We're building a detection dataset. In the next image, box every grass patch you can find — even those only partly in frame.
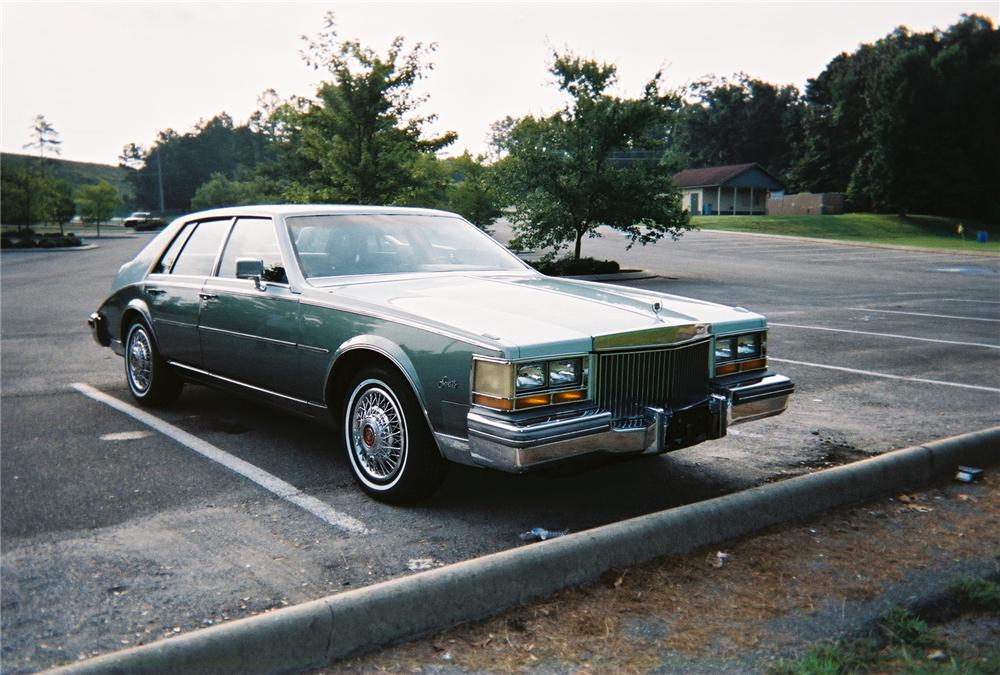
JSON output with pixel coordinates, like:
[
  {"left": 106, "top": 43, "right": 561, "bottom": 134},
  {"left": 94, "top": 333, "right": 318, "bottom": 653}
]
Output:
[
  {"left": 881, "top": 607, "right": 934, "bottom": 647},
  {"left": 949, "top": 577, "right": 1000, "bottom": 612},
  {"left": 772, "top": 639, "right": 881, "bottom": 675},
  {"left": 692, "top": 213, "right": 999, "bottom": 253},
  {"left": 774, "top": 601, "right": 999, "bottom": 675}
]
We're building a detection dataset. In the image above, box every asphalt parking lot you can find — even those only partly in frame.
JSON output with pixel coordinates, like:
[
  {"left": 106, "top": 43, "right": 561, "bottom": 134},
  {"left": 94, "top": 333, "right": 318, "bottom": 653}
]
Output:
[{"left": 2, "top": 227, "right": 998, "bottom": 671}]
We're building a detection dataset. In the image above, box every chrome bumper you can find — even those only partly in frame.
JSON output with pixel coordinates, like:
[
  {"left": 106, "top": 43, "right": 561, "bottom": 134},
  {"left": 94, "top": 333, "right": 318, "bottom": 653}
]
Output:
[
  {"left": 88, "top": 312, "right": 109, "bottom": 347},
  {"left": 462, "top": 373, "right": 793, "bottom": 473}
]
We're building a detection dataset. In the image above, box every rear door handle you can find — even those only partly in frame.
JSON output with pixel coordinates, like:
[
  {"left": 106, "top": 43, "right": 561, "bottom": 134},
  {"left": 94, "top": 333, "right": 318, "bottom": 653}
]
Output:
[{"left": 198, "top": 292, "right": 218, "bottom": 300}]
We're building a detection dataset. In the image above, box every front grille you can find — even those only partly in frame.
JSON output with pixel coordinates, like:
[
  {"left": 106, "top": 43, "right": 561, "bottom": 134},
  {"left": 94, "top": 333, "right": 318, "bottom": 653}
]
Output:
[{"left": 595, "top": 339, "right": 710, "bottom": 428}]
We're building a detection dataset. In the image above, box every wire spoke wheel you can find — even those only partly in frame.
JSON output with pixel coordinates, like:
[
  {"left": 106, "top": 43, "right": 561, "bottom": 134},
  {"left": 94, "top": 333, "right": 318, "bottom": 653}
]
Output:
[
  {"left": 123, "top": 319, "right": 182, "bottom": 406},
  {"left": 342, "top": 367, "right": 447, "bottom": 503},
  {"left": 350, "top": 384, "right": 407, "bottom": 483},
  {"left": 127, "top": 326, "right": 153, "bottom": 393}
]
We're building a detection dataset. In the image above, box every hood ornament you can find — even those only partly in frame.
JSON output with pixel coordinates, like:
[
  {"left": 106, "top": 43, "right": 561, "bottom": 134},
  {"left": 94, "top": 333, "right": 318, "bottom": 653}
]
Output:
[{"left": 652, "top": 301, "right": 663, "bottom": 321}]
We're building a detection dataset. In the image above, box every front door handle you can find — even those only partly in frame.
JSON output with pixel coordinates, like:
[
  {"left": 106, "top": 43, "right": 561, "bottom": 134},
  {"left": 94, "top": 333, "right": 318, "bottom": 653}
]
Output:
[
  {"left": 147, "top": 288, "right": 166, "bottom": 296},
  {"left": 198, "top": 292, "right": 218, "bottom": 300}
]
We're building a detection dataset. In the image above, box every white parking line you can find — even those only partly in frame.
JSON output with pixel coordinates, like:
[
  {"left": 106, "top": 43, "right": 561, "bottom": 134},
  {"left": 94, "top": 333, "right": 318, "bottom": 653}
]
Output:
[
  {"left": 847, "top": 308, "right": 1000, "bottom": 323},
  {"left": 769, "top": 358, "right": 1000, "bottom": 393},
  {"left": 70, "top": 382, "right": 369, "bottom": 536},
  {"left": 942, "top": 298, "right": 1000, "bottom": 305},
  {"left": 769, "top": 323, "right": 1000, "bottom": 350}
]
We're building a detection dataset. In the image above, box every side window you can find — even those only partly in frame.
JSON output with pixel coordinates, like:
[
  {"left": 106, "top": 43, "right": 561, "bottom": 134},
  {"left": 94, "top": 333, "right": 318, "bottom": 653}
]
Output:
[
  {"left": 153, "top": 223, "right": 194, "bottom": 274},
  {"left": 218, "top": 218, "right": 287, "bottom": 283},
  {"left": 170, "top": 219, "right": 231, "bottom": 277}
]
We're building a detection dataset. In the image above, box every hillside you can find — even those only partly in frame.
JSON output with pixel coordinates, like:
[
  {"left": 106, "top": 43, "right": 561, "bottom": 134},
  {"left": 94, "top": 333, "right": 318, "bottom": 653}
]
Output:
[{"left": 1, "top": 152, "right": 135, "bottom": 209}]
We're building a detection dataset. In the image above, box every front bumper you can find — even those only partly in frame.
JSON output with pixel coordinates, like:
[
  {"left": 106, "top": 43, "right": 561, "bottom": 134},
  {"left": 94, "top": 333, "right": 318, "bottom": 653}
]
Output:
[
  {"left": 88, "top": 312, "right": 110, "bottom": 347},
  {"left": 465, "top": 373, "right": 793, "bottom": 473}
]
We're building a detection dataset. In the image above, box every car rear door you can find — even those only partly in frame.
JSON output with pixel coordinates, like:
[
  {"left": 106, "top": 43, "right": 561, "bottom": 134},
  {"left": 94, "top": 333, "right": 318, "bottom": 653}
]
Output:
[{"left": 144, "top": 218, "right": 232, "bottom": 366}]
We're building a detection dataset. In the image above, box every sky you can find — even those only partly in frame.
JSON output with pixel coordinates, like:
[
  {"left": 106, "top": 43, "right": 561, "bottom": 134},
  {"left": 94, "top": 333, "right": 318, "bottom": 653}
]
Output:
[{"left": 2, "top": 1, "right": 997, "bottom": 166}]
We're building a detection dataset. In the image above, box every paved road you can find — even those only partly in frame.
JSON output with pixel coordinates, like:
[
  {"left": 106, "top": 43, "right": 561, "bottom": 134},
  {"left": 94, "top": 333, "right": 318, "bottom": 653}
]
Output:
[{"left": 2, "top": 228, "right": 998, "bottom": 671}]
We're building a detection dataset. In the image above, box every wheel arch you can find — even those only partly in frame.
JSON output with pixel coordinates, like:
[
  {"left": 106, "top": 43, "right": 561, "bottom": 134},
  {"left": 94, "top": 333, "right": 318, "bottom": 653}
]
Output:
[
  {"left": 323, "top": 337, "right": 438, "bottom": 449},
  {"left": 120, "top": 298, "right": 155, "bottom": 344}
]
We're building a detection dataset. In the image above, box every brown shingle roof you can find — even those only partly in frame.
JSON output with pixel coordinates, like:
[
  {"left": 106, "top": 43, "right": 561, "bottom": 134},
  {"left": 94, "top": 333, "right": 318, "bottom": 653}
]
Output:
[{"left": 671, "top": 163, "right": 766, "bottom": 188}]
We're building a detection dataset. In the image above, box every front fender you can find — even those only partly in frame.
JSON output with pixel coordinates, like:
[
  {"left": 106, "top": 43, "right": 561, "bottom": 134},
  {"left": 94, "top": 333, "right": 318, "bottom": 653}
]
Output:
[{"left": 327, "top": 334, "right": 429, "bottom": 420}]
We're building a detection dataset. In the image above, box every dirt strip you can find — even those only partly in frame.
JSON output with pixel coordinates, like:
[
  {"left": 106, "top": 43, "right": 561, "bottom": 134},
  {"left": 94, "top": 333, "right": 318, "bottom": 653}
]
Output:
[{"left": 333, "top": 471, "right": 999, "bottom": 672}]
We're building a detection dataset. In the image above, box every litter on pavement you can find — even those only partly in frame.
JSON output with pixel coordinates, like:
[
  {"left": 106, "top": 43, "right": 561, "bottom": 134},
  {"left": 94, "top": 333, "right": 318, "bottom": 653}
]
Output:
[
  {"left": 955, "top": 465, "right": 984, "bottom": 483},
  {"left": 519, "top": 527, "right": 570, "bottom": 542}
]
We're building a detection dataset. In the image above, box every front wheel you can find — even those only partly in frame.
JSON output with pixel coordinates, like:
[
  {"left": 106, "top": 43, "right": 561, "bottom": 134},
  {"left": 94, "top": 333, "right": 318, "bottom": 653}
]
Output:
[
  {"left": 124, "top": 320, "right": 183, "bottom": 406},
  {"left": 343, "top": 367, "right": 447, "bottom": 503}
]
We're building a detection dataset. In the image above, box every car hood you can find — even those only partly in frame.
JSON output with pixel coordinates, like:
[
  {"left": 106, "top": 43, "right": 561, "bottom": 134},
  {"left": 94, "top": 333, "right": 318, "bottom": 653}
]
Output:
[{"left": 309, "top": 273, "right": 764, "bottom": 359}]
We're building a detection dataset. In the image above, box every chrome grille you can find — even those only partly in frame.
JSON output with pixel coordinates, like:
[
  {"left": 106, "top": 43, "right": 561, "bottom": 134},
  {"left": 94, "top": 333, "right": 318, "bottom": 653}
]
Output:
[{"left": 595, "top": 340, "right": 711, "bottom": 428}]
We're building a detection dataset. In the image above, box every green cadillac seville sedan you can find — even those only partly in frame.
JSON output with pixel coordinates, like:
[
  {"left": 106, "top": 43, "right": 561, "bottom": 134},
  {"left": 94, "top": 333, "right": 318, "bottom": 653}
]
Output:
[{"left": 89, "top": 205, "right": 794, "bottom": 502}]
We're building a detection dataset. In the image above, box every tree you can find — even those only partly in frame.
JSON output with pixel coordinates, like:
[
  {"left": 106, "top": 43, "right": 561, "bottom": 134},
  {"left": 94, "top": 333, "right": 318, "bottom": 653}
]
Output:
[
  {"left": 43, "top": 179, "right": 76, "bottom": 234},
  {"left": 797, "top": 14, "right": 998, "bottom": 220},
  {"left": 440, "top": 152, "right": 502, "bottom": 231},
  {"left": 23, "top": 114, "right": 62, "bottom": 161},
  {"left": 0, "top": 162, "right": 39, "bottom": 230},
  {"left": 673, "top": 75, "right": 803, "bottom": 188},
  {"left": 191, "top": 172, "right": 258, "bottom": 210},
  {"left": 493, "top": 52, "right": 690, "bottom": 260},
  {"left": 291, "top": 12, "right": 457, "bottom": 204},
  {"left": 76, "top": 181, "right": 120, "bottom": 237}
]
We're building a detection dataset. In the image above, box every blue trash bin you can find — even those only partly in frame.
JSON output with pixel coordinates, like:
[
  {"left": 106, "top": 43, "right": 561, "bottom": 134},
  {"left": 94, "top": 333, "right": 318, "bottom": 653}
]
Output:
[{"left": 977, "top": 231, "right": 988, "bottom": 244}]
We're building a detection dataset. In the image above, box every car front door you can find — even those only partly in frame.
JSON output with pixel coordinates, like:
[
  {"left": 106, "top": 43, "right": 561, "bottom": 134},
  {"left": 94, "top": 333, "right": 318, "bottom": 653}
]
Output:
[
  {"left": 144, "top": 218, "right": 232, "bottom": 366},
  {"left": 197, "top": 217, "right": 302, "bottom": 397}
]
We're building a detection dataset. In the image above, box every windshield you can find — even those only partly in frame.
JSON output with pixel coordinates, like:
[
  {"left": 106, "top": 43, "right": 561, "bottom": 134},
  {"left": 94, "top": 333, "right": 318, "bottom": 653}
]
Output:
[{"left": 286, "top": 213, "right": 527, "bottom": 279}]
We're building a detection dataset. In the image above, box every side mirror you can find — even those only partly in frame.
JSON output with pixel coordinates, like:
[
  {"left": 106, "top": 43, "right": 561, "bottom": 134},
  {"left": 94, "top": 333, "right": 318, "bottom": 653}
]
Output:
[{"left": 235, "top": 258, "right": 265, "bottom": 290}]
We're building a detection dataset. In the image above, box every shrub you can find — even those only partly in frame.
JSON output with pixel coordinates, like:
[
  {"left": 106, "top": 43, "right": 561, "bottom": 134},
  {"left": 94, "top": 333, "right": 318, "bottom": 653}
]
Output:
[{"left": 529, "top": 256, "right": 621, "bottom": 276}]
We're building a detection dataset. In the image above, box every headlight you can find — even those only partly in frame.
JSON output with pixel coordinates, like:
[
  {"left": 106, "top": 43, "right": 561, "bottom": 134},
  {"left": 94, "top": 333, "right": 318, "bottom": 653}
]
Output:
[
  {"left": 714, "top": 331, "right": 767, "bottom": 375},
  {"left": 548, "top": 359, "right": 581, "bottom": 387},
  {"left": 737, "top": 334, "right": 759, "bottom": 357},
  {"left": 473, "top": 356, "right": 589, "bottom": 411},
  {"left": 715, "top": 336, "right": 736, "bottom": 361},
  {"left": 516, "top": 363, "right": 546, "bottom": 390}
]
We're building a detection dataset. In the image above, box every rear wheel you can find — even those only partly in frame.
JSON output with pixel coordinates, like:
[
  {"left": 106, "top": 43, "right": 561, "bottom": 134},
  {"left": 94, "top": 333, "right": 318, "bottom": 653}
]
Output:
[
  {"left": 124, "top": 320, "right": 183, "bottom": 406},
  {"left": 343, "top": 366, "right": 447, "bottom": 503}
]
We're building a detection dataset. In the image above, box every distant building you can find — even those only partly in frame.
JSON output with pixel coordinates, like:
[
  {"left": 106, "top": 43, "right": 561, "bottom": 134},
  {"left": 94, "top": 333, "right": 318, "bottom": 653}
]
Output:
[{"left": 672, "top": 163, "right": 783, "bottom": 215}]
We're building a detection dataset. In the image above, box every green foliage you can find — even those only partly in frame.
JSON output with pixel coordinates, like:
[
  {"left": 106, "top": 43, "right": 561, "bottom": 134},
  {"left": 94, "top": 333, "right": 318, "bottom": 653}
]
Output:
[
  {"left": 493, "top": 51, "right": 690, "bottom": 260},
  {"left": 0, "top": 161, "right": 40, "bottom": 228},
  {"left": 129, "top": 113, "right": 273, "bottom": 212},
  {"left": 799, "top": 15, "right": 999, "bottom": 220},
  {"left": 2, "top": 152, "right": 134, "bottom": 208},
  {"left": 528, "top": 256, "right": 620, "bottom": 276},
  {"left": 23, "top": 114, "right": 62, "bottom": 159},
  {"left": 43, "top": 178, "right": 76, "bottom": 234},
  {"left": 0, "top": 233, "right": 82, "bottom": 249},
  {"left": 674, "top": 74, "right": 803, "bottom": 189},
  {"left": 439, "top": 152, "right": 502, "bottom": 231},
  {"left": 291, "top": 12, "right": 457, "bottom": 205},
  {"left": 949, "top": 576, "right": 1000, "bottom": 611},
  {"left": 881, "top": 606, "right": 933, "bottom": 647},
  {"left": 0, "top": 157, "right": 75, "bottom": 230},
  {"left": 190, "top": 172, "right": 260, "bottom": 210},
  {"left": 771, "top": 639, "right": 880, "bottom": 675},
  {"left": 75, "top": 181, "right": 121, "bottom": 226}
]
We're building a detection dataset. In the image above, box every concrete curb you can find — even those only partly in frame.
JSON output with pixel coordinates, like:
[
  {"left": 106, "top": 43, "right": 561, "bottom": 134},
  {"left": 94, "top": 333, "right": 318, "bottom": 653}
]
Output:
[
  {"left": 1, "top": 243, "right": 98, "bottom": 252},
  {"left": 564, "top": 270, "right": 657, "bottom": 281},
  {"left": 56, "top": 427, "right": 999, "bottom": 674}
]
